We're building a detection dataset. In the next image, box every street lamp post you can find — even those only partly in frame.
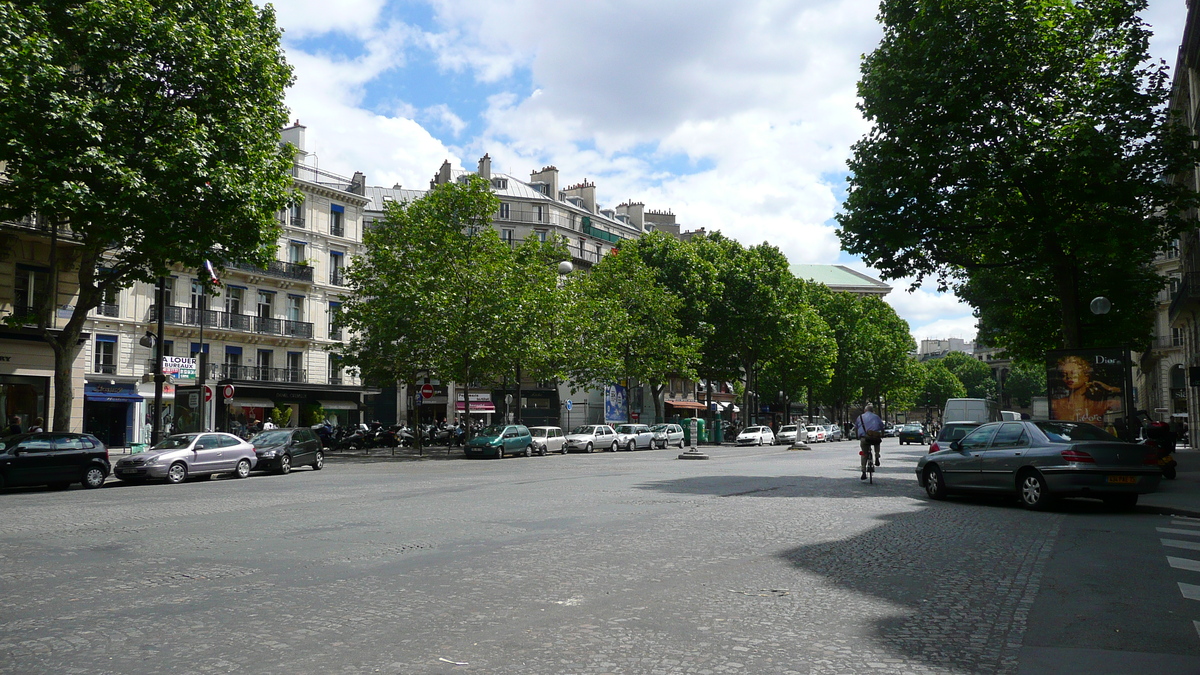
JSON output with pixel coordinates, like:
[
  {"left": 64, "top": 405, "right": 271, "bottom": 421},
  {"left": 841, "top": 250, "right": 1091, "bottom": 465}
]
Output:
[{"left": 141, "top": 277, "right": 168, "bottom": 445}]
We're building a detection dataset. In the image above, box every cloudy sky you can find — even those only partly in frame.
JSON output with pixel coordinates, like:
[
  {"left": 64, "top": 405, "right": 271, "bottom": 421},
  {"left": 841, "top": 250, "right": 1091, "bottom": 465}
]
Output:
[{"left": 268, "top": 0, "right": 1188, "bottom": 344}]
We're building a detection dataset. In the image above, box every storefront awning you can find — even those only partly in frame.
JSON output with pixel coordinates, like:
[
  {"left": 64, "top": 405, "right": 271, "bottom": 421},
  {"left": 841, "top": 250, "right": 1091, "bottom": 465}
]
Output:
[
  {"left": 456, "top": 402, "right": 496, "bottom": 413},
  {"left": 229, "top": 397, "right": 275, "bottom": 409},
  {"left": 666, "top": 399, "right": 707, "bottom": 410},
  {"left": 318, "top": 399, "right": 359, "bottom": 410}
]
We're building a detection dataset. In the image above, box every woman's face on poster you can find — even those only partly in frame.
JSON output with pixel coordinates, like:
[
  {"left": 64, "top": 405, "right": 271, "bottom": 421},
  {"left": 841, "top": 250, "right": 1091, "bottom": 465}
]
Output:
[{"left": 1059, "top": 359, "right": 1088, "bottom": 390}]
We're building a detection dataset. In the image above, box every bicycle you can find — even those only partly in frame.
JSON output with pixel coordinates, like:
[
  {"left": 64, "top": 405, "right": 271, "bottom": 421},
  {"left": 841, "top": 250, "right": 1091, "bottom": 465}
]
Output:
[{"left": 860, "top": 449, "right": 874, "bottom": 484}]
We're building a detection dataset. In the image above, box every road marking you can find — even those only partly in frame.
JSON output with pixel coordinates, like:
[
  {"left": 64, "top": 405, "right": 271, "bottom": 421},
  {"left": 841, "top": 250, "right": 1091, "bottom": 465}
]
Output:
[
  {"left": 1168, "top": 557, "right": 1200, "bottom": 573},
  {"left": 1195, "top": 621, "right": 1200, "bottom": 640},
  {"left": 1157, "top": 527, "right": 1200, "bottom": 537},
  {"left": 1172, "top": 520, "right": 1200, "bottom": 528},
  {"left": 1180, "top": 583, "right": 1200, "bottom": 601},
  {"left": 1162, "top": 538, "right": 1200, "bottom": 552}
]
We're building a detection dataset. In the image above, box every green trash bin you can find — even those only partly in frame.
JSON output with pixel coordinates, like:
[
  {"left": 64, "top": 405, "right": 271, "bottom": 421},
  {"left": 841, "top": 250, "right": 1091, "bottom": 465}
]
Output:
[
  {"left": 697, "top": 418, "right": 708, "bottom": 444},
  {"left": 130, "top": 443, "right": 147, "bottom": 454}
]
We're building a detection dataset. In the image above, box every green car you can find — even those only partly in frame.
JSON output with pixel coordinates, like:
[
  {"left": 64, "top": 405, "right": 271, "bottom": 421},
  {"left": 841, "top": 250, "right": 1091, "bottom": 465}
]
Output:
[{"left": 464, "top": 424, "right": 533, "bottom": 459}]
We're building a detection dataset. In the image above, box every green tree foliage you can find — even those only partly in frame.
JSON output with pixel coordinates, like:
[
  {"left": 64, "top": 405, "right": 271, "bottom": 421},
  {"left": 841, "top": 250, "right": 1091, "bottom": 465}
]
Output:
[
  {"left": 921, "top": 360, "right": 968, "bottom": 410},
  {"left": 940, "top": 351, "right": 999, "bottom": 400},
  {"left": 0, "top": 0, "right": 295, "bottom": 430},
  {"left": 838, "top": 0, "right": 1199, "bottom": 360},
  {"left": 758, "top": 281, "right": 838, "bottom": 420},
  {"left": 565, "top": 248, "right": 700, "bottom": 421},
  {"left": 1003, "top": 360, "right": 1047, "bottom": 408}
]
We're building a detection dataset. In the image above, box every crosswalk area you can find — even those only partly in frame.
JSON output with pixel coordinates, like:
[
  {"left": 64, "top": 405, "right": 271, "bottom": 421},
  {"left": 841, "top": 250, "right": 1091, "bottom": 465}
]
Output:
[{"left": 1158, "top": 516, "right": 1200, "bottom": 639}]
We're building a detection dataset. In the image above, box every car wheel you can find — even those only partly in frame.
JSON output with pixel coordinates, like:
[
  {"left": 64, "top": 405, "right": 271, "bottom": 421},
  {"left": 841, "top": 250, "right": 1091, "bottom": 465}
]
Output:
[
  {"left": 628, "top": 441, "right": 636, "bottom": 452},
  {"left": 585, "top": 442, "right": 593, "bottom": 453},
  {"left": 678, "top": 439, "right": 684, "bottom": 449},
  {"left": 278, "top": 454, "right": 292, "bottom": 475},
  {"left": 1017, "top": 470, "right": 1052, "bottom": 511},
  {"left": 167, "top": 462, "right": 188, "bottom": 484},
  {"left": 312, "top": 451, "right": 324, "bottom": 470},
  {"left": 924, "top": 465, "right": 946, "bottom": 500},
  {"left": 234, "top": 458, "right": 252, "bottom": 479},
  {"left": 82, "top": 466, "right": 106, "bottom": 489},
  {"left": 496, "top": 447, "right": 504, "bottom": 459},
  {"left": 758, "top": 437, "right": 763, "bottom": 446},
  {"left": 524, "top": 445, "right": 532, "bottom": 457},
  {"left": 1103, "top": 494, "right": 1138, "bottom": 509},
  {"left": 610, "top": 442, "right": 618, "bottom": 452},
  {"left": 561, "top": 445, "right": 568, "bottom": 455},
  {"left": 1164, "top": 465, "right": 1177, "bottom": 480}
]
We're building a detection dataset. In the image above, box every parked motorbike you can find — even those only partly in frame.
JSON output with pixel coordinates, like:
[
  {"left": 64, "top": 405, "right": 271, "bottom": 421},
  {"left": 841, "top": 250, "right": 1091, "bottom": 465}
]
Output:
[
  {"left": 1135, "top": 411, "right": 1178, "bottom": 479},
  {"left": 334, "top": 423, "right": 371, "bottom": 451}
]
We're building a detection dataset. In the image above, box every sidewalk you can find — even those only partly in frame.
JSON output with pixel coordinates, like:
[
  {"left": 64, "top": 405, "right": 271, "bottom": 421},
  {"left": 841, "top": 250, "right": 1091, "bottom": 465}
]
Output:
[{"left": 1138, "top": 447, "right": 1200, "bottom": 518}]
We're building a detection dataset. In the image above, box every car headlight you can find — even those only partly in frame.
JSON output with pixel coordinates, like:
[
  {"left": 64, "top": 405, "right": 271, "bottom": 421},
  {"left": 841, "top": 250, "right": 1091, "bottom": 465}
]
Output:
[{"left": 260, "top": 450, "right": 277, "bottom": 458}]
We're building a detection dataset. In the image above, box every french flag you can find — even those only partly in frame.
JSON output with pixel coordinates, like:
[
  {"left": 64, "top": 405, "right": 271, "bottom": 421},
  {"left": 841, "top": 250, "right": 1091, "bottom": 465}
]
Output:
[{"left": 204, "top": 260, "right": 221, "bottom": 286}]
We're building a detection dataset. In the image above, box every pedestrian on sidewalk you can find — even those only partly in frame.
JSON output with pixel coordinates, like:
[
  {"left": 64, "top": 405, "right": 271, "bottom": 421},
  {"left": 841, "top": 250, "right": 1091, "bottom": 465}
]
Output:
[{"left": 855, "top": 403, "right": 885, "bottom": 480}]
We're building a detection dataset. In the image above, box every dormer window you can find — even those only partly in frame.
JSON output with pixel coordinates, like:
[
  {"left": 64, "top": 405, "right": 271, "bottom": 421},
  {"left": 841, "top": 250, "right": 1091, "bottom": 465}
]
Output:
[
  {"left": 456, "top": 175, "right": 471, "bottom": 184},
  {"left": 491, "top": 178, "right": 508, "bottom": 190}
]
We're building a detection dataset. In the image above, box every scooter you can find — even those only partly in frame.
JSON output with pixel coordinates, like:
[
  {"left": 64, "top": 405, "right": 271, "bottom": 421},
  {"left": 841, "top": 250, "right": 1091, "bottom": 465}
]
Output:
[{"left": 1137, "top": 412, "right": 1178, "bottom": 480}]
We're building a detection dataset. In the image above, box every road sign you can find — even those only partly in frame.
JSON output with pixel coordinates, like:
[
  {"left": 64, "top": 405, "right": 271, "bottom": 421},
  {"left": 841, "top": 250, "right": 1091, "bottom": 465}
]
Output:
[
  {"left": 203, "top": 385, "right": 213, "bottom": 402},
  {"left": 222, "top": 384, "right": 235, "bottom": 402},
  {"left": 565, "top": 399, "right": 573, "bottom": 411},
  {"left": 421, "top": 383, "right": 434, "bottom": 399},
  {"left": 631, "top": 412, "right": 639, "bottom": 421},
  {"left": 415, "top": 392, "right": 423, "bottom": 403}
]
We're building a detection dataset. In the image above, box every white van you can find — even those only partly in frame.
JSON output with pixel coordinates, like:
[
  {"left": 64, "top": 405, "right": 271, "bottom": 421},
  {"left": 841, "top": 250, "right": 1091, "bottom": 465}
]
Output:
[{"left": 942, "top": 398, "right": 1001, "bottom": 424}]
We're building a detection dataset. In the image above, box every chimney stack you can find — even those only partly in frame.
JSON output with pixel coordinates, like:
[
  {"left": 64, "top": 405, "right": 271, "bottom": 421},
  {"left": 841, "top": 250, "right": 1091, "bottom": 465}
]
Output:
[{"left": 478, "top": 154, "right": 491, "bottom": 180}]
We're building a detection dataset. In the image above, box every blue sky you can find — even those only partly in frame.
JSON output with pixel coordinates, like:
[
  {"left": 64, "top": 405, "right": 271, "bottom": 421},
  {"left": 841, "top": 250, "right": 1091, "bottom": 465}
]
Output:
[{"left": 269, "top": 0, "right": 1189, "bottom": 344}]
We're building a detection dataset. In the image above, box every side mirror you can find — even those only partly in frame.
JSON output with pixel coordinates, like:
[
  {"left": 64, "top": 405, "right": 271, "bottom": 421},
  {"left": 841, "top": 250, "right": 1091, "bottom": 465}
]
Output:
[{"left": 949, "top": 440, "right": 962, "bottom": 452}]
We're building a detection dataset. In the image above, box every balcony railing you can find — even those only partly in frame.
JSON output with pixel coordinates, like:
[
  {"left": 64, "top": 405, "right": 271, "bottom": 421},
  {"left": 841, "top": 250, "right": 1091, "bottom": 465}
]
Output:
[
  {"left": 95, "top": 363, "right": 117, "bottom": 374},
  {"left": 331, "top": 221, "right": 344, "bottom": 238},
  {"left": 329, "top": 326, "right": 343, "bottom": 341},
  {"left": 95, "top": 304, "right": 119, "bottom": 317},
  {"left": 290, "top": 215, "right": 305, "bottom": 228},
  {"left": 149, "top": 305, "right": 314, "bottom": 339},
  {"left": 226, "top": 259, "right": 313, "bottom": 283},
  {"left": 500, "top": 237, "right": 603, "bottom": 264},
  {"left": 330, "top": 268, "right": 347, "bottom": 286},
  {"left": 213, "top": 364, "right": 307, "bottom": 383},
  {"left": 291, "top": 163, "right": 358, "bottom": 193}
]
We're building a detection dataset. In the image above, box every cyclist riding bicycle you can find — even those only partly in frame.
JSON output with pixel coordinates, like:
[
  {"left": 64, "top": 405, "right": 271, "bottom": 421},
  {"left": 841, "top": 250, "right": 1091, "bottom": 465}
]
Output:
[{"left": 855, "top": 403, "right": 885, "bottom": 481}]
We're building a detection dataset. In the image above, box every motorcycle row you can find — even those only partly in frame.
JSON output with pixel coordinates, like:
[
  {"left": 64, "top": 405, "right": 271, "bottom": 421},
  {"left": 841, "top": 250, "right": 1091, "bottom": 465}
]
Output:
[{"left": 315, "top": 421, "right": 482, "bottom": 452}]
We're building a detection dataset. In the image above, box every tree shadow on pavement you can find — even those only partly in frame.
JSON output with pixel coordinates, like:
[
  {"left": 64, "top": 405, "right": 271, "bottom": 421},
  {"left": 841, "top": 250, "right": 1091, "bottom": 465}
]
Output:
[{"left": 635, "top": 472, "right": 1060, "bottom": 672}]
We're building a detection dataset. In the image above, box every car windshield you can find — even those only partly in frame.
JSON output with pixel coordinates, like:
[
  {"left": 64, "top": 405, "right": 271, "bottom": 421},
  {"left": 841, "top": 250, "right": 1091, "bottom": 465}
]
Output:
[
  {"left": 1035, "top": 421, "right": 1119, "bottom": 442},
  {"left": 780, "top": 426, "right": 797, "bottom": 433},
  {"left": 649, "top": 424, "right": 667, "bottom": 432},
  {"left": 615, "top": 425, "right": 637, "bottom": 433},
  {"left": 806, "top": 426, "right": 818, "bottom": 431},
  {"left": 530, "top": 429, "right": 547, "bottom": 437},
  {"left": 152, "top": 434, "right": 197, "bottom": 450},
  {"left": 252, "top": 430, "right": 292, "bottom": 446},
  {"left": 902, "top": 425, "right": 920, "bottom": 432},
  {"left": 938, "top": 425, "right": 977, "bottom": 441},
  {"left": 571, "top": 426, "right": 597, "bottom": 435},
  {"left": 479, "top": 425, "right": 506, "bottom": 437}
]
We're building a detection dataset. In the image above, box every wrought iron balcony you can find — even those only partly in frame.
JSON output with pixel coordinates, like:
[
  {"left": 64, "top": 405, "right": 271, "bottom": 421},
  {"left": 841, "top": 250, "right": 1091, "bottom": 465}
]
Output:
[
  {"left": 94, "top": 304, "right": 119, "bottom": 317},
  {"left": 225, "top": 259, "right": 313, "bottom": 283},
  {"left": 213, "top": 364, "right": 307, "bottom": 383},
  {"left": 149, "top": 305, "right": 314, "bottom": 339},
  {"left": 330, "top": 268, "right": 347, "bottom": 286}
]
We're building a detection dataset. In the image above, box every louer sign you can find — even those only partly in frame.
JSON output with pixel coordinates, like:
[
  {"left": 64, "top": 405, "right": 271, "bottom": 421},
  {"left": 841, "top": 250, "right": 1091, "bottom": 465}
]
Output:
[{"left": 162, "top": 356, "right": 197, "bottom": 381}]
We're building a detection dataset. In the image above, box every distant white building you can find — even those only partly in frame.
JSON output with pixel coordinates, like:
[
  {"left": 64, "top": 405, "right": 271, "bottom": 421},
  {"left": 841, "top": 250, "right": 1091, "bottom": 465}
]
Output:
[{"left": 918, "top": 338, "right": 975, "bottom": 360}]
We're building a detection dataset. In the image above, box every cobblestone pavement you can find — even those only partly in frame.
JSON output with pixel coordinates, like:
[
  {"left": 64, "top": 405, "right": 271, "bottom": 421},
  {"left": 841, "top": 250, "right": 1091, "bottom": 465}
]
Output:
[{"left": 0, "top": 440, "right": 1176, "bottom": 674}]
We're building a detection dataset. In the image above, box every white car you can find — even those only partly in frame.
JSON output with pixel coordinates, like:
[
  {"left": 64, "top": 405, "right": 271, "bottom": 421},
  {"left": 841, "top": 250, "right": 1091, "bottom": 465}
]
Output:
[
  {"left": 735, "top": 426, "right": 775, "bottom": 446},
  {"left": 564, "top": 424, "right": 618, "bottom": 453},
  {"left": 650, "top": 423, "right": 684, "bottom": 449},
  {"left": 805, "top": 425, "right": 827, "bottom": 443},
  {"left": 776, "top": 425, "right": 801, "bottom": 444},
  {"left": 528, "top": 426, "right": 567, "bottom": 455},
  {"left": 614, "top": 423, "right": 655, "bottom": 451},
  {"left": 114, "top": 433, "right": 257, "bottom": 484}
]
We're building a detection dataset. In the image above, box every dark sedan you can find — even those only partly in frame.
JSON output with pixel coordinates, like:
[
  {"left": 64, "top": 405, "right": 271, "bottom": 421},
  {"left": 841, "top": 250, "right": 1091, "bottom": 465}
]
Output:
[
  {"left": 897, "top": 424, "right": 928, "bottom": 445},
  {"left": 916, "top": 420, "right": 1160, "bottom": 510},
  {"left": 249, "top": 427, "right": 324, "bottom": 474}
]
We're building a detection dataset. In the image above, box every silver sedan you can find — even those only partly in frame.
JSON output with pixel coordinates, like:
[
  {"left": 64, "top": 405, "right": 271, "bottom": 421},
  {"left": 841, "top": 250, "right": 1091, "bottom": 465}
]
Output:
[
  {"left": 114, "top": 433, "right": 258, "bottom": 484},
  {"left": 915, "top": 420, "right": 1160, "bottom": 509}
]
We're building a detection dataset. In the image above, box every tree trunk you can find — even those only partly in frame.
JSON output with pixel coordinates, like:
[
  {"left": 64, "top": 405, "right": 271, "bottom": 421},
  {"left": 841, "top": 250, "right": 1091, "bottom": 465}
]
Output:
[
  {"left": 1051, "top": 252, "right": 1083, "bottom": 349},
  {"left": 652, "top": 383, "right": 665, "bottom": 423}
]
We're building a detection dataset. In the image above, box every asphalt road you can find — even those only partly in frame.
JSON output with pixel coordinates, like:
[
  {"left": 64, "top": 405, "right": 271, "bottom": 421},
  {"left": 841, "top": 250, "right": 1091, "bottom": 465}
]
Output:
[{"left": 1, "top": 438, "right": 1198, "bottom": 674}]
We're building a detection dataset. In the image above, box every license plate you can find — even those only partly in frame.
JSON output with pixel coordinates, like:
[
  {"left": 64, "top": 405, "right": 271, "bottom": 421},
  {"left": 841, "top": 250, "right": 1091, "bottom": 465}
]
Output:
[{"left": 1107, "top": 475, "right": 1138, "bottom": 484}]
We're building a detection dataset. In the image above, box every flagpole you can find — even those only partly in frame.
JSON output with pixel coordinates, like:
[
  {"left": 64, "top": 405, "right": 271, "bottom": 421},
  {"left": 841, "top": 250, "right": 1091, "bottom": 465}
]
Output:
[{"left": 199, "top": 290, "right": 206, "bottom": 432}]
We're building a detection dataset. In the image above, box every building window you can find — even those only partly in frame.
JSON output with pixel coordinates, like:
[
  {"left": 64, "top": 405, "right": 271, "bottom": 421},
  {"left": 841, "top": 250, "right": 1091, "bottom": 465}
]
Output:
[
  {"left": 97, "top": 283, "right": 119, "bottom": 317},
  {"left": 13, "top": 266, "right": 49, "bottom": 317},
  {"left": 492, "top": 178, "right": 508, "bottom": 190},
  {"left": 536, "top": 205, "right": 543, "bottom": 222},
  {"left": 162, "top": 277, "right": 176, "bottom": 306},
  {"left": 289, "top": 202, "right": 304, "bottom": 228},
  {"left": 500, "top": 228, "right": 514, "bottom": 245},
  {"left": 328, "top": 301, "right": 342, "bottom": 341},
  {"left": 95, "top": 335, "right": 117, "bottom": 374},
  {"left": 225, "top": 347, "right": 242, "bottom": 379},
  {"left": 225, "top": 287, "right": 244, "bottom": 315},
  {"left": 499, "top": 202, "right": 510, "bottom": 219},
  {"left": 287, "top": 352, "right": 304, "bottom": 383},
  {"left": 330, "top": 251, "right": 345, "bottom": 286},
  {"left": 330, "top": 204, "right": 345, "bottom": 237},
  {"left": 535, "top": 230, "right": 547, "bottom": 243},
  {"left": 162, "top": 340, "right": 174, "bottom": 357},
  {"left": 190, "top": 279, "right": 209, "bottom": 310},
  {"left": 286, "top": 295, "right": 304, "bottom": 323},
  {"left": 288, "top": 241, "right": 306, "bottom": 265},
  {"left": 328, "top": 355, "right": 343, "bottom": 385},
  {"left": 257, "top": 291, "right": 274, "bottom": 322},
  {"left": 1173, "top": 327, "right": 1185, "bottom": 347},
  {"left": 256, "top": 349, "right": 273, "bottom": 380}
]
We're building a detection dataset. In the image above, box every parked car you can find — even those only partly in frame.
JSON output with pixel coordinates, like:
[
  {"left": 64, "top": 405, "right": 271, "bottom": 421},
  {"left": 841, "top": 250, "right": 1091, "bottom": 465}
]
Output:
[
  {"left": 614, "top": 424, "right": 655, "bottom": 451},
  {"left": 805, "top": 425, "right": 826, "bottom": 443},
  {"left": 564, "top": 424, "right": 618, "bottom": 453},
  {"left": 916, "top": 420, "right": 1160, "bottom": 509},
  {"left": 884, "top": 424, "right": 903, "bottom": 438},
  {"left": 464, "top": 424, "right": 533, "bottom": 459},
  {"left": 897, "top": 424, "right": 929, "bottom": 446},
  {"left": 736, "top": 426, "right": 776, "bottom": 446},
  {"left": 776, "top": 425, "right": 801, "bottom": 445},
  {"left": 928, "top": 421, "right": 982, "bottom": 454},
  {"left": 0, "top": 432, "right": 109, "bottom": 490},
  {"left": 825, "top": 424, "right": 843, "bottom": 442},
  {"left": 249, "top": 427, "right": 324, "bottom": 474},
  {"left": 528, "top": 426, "right": 567, "bottom": 455},
  {"left": 114, "top": 433, "right": 257, "bottom": 484},
  {"left": 650, "top": 423, "right": 685, "bottom": 449}
]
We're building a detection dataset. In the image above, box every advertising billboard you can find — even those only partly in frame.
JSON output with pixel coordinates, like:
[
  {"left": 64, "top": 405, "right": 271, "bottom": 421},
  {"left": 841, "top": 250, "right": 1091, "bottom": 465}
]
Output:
[
  {"left": 604, "top": 382, "right": 628, "bottom": 423},
  {"left": 1045, "top": 348, "right": 1131, "bottom": 428},
  {"left": 162, "top": 356, "right": 197, "bottom": 381}
]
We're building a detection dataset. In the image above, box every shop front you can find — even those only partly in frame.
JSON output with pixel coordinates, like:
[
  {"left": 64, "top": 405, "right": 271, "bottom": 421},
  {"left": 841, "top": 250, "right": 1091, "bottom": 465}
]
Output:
[
  {"left": 218, "top": 383, "right": 362, "bottom": 436},
  {"left": 456, "top": 391, "right": 496, "bottom": 424},
  {"left": 83, "top": 382, "right": 141, "bottom": 448},
  {"left": 0, "top": 329, "right": 64, "bottom": 432}
]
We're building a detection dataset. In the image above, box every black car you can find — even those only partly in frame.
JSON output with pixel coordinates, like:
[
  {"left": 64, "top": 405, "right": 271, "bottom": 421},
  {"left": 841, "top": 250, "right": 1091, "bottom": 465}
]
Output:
[
  {"left": 249, "top": 427, "right": 324, "bottom": 474},
  {"left": 0, "top": 432, "right": 110, "bottom": 490}
]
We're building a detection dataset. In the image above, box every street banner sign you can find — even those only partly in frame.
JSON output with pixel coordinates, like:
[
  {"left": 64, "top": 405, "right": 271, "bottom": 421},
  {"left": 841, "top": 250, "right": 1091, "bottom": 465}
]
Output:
[{"left": 162, "top": 356, "right": 197, "bottom": 381}]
